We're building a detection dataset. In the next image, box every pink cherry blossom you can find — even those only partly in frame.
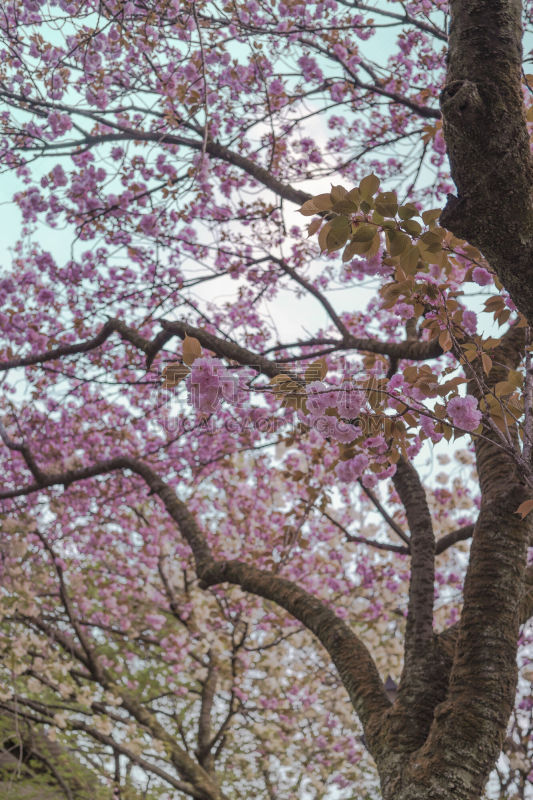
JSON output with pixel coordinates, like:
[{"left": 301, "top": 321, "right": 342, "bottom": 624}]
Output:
[
  {"left": 472, "top": 267, "right": 492, "bottom": 286},
  {"left": 447, "top": 395, "right": 482, "bottom": 431}
]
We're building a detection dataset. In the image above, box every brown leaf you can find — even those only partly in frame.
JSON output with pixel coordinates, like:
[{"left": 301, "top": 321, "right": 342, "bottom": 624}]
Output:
[
  {"left": 162, "top": 363, "right": 189, "bottom": 388},
  {"left": 352, "top": 223, "right": 376, "bottom": 242},
  {"left": 325, "top": 216, "right": 351, "bottom": 252},
  {"left": 304, "top": 357, "right": 328, "bottom": 383},
  {"left": 307, "top": 218, "right": 322, "bottom": 237},
  {"left": 299, "top": 199, "right": 320, "bottom": 216},
  {"left": 438, "top": 330, "right": 452, "bottom": 352},
  {"left": 481, "top": 353, "right": 492, "bottom": 375},
  {"left": 182, "top": 335, "right": 202, "bottom": 365},
  {"left": 515, "top": 499, "right": 533, "bottom": 519},
  {"left": 318, "top": 220, "right": 332, "bottom": 252},
  {"left": 313, "top": 193, "right": 335, "bottom": 212}
]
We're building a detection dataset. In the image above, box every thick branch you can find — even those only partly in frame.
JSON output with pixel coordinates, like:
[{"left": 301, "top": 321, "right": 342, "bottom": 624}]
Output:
[
  {"left": 160, "top": 321, "right": 286, "bottom": 378},
  {"left": 160, "top": 320, "right": 443, "bottom": 369},
  {"left": 199, "top": 559, "right": 390, "bottom": 759},
  {"left": 0, "top": 88, "right": 310, "bottom": 207},
  {"left": 0, "top": 454, "right": 213, "bottom": 575},
  {"left": 393, "top": 458, "right": 435, "bottom": 656},
  {"left": 0, "top": 315, "right": 442, "bottom": 383},
  {"left": 436, "top": 562, "right": 533, "bottom": 668},
  {"left": 435, "top": 523, "right": 474, "bottom": 555},
  {"left": 0, "top": 318, "right": 153, "bottom": 372},
  {"left": 1, "top": 444, "right": 390, "bottom": 760},
  {"left": 418, "top": 496, "right": 533, "bottom": 799},
  {"left": 467, "top": 323, "right": 525, "bottom": 502},
  {"left": 380, "top": 458, "right": 447, "bottom": 756},
  {"left": 196, "top": 650, "right": 218, "bottom": 773}
]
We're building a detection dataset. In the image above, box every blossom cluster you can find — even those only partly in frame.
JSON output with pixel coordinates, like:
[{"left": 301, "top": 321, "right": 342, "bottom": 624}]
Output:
[
  {"left": 186, "top": 358, "right": 253, "bottom": 414},
  {"left": 301, "top": 380, "right": 365, "bottom": 444},
  {"left": 446, "top": 395, "right": 482, "bottom": 432}
]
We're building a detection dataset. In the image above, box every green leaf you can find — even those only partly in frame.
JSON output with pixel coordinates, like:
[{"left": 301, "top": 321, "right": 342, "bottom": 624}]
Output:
[
  {"left": 400, "top": 219, "right": 422, "bottom": 236},
  {"left": 332, "top": 199, "right": 359, "bottom": 214},
  {"left": 374, "top": 191, "right": 398, "bottom": 217},
  {"left": 351, "top": 223, "right": 376, "bottom": 242},
  {"left": 330, "top": 184, "right": 348, "bottom": 203},
  {"left": 398, "top": 203, "right": 419, "bottom": 220},
  {"left": 359, "top": 173, "right": 380, "bottom": 198},
  {"left": 325, "top": 216, "right": 351, "bottom": 251},
  {"left": 387, "top": 230, "right": 410, "bottom": 257},
  {"left": 421, "top": 208, "right": 441, "bottom": 226}
]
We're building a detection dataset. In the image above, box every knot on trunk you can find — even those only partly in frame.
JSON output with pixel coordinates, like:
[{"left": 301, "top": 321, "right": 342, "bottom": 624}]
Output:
[{"left": 440, "top": 79, "right": 483, "bottom": 128}]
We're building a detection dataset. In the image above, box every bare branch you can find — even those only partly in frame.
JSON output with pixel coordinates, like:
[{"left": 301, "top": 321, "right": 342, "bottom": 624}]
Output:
[
  {"left": 357, "top": 478, "right": 410, "bottom": 545},
  {"left": 0, "top": 88, "right": 310, "bottom": 207},
  {"left": 159, "top": 319, "right": 443, "bottom": 368},
  {"left": 435, "top": 523, "right": 474, "bottom": 554},
  {"left": 200, "top": 559, "right": 390, "bottom": 756},
  {"left": 321, "top": 508, "right": 409, "bottom": 554},
  {"left": 0, "top": 438, "right": 390, "bottom": 755},
  {"left": 275, "top": 258, "right": 352, "bottom": 340}
]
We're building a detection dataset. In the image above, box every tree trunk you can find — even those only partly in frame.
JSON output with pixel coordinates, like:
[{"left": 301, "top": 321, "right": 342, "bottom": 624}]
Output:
[{"left": 440, "top": 0, "right": 533, "bottom": 326}]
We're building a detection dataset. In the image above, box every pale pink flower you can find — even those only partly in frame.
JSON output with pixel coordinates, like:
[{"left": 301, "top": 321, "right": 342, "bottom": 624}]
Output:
[{"left": 447, "top": 395, "right": 482, "bottom": 431}]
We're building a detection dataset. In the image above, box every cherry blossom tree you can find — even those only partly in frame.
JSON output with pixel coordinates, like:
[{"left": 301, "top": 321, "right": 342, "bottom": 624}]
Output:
[{"left": 0, "top": 1, "right": 532, "bottom": 799}]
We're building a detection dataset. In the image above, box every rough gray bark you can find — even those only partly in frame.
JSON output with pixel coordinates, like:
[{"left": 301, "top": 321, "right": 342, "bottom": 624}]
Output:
[
  {"left": 440, "top": 0, "right": 533, "bottom": 327},
  {"left": 377, "top": 327, "right": 533, "bottom": 799}
]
